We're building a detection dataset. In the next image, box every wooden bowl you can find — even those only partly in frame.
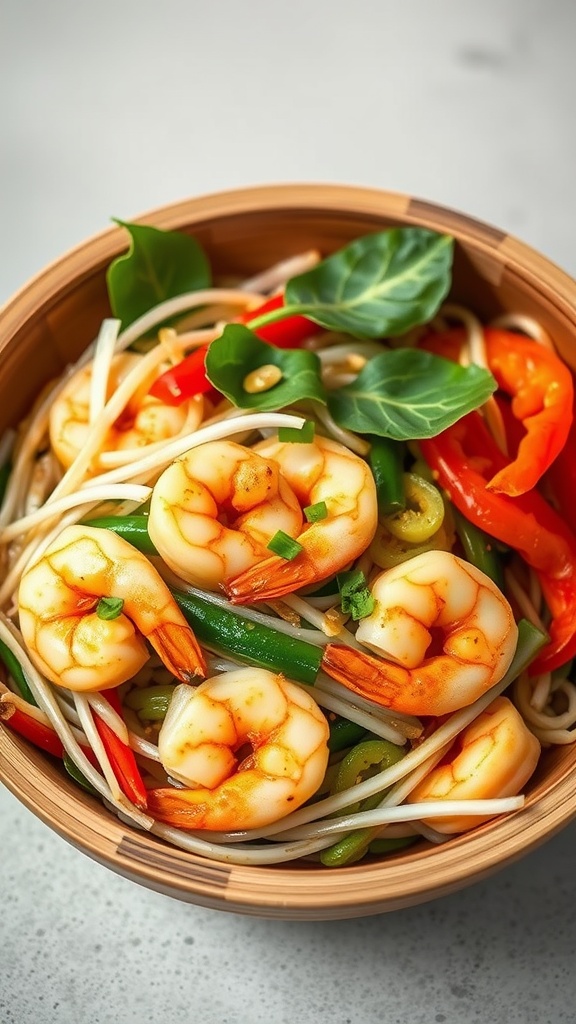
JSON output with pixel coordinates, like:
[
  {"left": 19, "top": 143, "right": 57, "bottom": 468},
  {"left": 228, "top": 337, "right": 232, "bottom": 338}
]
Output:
[{"left": 2, "top": 183, "right": 576, "bottom": 920}]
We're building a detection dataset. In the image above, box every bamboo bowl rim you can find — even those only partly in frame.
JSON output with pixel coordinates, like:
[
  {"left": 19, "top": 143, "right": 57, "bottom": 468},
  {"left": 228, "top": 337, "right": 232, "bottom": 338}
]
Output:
[{"left": 2, "top": 183, "right": 576, "bottom": 920}]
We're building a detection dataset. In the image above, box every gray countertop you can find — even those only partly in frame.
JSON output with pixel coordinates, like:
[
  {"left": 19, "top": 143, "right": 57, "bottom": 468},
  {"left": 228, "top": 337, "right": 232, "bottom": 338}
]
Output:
[{"left": 2, "top": 3, "right": 576, "bottom": 1022}]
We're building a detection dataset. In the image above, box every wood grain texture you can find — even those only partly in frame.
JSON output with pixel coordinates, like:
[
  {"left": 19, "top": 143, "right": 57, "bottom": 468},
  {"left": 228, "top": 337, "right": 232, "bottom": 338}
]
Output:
[{"left": 2, "top": 182, "right": 576, "bottom": 919}]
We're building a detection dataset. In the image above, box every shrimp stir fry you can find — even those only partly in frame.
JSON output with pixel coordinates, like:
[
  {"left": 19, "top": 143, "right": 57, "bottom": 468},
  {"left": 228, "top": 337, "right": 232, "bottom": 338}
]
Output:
[
  {"left": 148, "top": 668, "right": 330, "bottom": 830},
  {"left": 18, "top": 525, "right": 206, "bottom": 690},
  {"left": 322, "top": 550, "right": 518, "bottom": 716},
  {"left": 148, "top": 439, "right": 303, "bottom": 590},
  {"left": 225, "top": 434, "right": 378, "bottom": 602},
  {"left": 3, "top": 225, "right": 561, "bottom": 872},
  {"left": 407, "top": 697, "right": 540, "bottom": 833},
  {"left": 49, "top": 352, "right": 204, "bottom": 471}
]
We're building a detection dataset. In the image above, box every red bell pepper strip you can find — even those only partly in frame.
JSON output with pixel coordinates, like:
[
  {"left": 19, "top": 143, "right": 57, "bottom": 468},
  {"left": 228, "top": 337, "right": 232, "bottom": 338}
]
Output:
[
  {"left": 240, "top": 293, "right": 318, "bottom": 348},
  {"left": 544, "top": 388, "right": 576, "bottom": 535},
  {"left": 420, "top": 411, "right": 576, "bottom": 674},
  {"left": 149, "top": 294, "right": 319, "bottom": 406},
  {"left": 421, "top": 327, "right": 574, "bottom": 497},
  {"left": 1, "top": 700, "right": 66, "bottom": 758},
  {"left": 92, "top": 689, "right": 148, "bottom": 810},
  {"left": 483, "top": 328, "right": 573, "bottom": 496},
  {"left": 0, "top": 693, "right": 98, "bottom": 767}
]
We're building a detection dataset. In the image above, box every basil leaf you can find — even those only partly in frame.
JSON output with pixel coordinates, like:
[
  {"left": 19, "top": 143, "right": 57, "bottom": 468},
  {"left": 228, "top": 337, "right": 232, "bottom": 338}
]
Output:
[
  {"left": 106, "top": 220, "right": 211, "bottom": 327},
  {"left": 205, "top": 324, "right": 326, "bottom": 411},
  {"left": 284, "top": 229, "right": 453, "bottom": 338},
  {"left": 327, "top": 349, "right": 496, "bottom": 440}
]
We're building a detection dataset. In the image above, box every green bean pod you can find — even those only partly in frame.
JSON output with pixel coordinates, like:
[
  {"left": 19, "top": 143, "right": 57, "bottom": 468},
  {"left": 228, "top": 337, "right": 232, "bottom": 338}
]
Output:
[
  {"left": 173, "top": 591, "right": 323, "bottom": 685},
  {"left": 83, "top": 514, "right": 158, "bottom": 555},
  {"left": 328, "top": 716, "right": 367, "bottom": 753},
  {"left": 453, "top": 508, "right": 504, "bottom": 588},
  {"left": 367, "top": 436, "right": 405, "bottom": 515},
  {"left": 0, "top": 637, "right": 37, "bottom": 706}
]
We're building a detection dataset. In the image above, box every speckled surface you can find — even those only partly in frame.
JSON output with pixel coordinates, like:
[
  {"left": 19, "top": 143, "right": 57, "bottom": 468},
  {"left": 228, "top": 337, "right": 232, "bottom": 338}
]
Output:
[{"left": 2, "top": 2, "right": 576, "bottom": 1022}]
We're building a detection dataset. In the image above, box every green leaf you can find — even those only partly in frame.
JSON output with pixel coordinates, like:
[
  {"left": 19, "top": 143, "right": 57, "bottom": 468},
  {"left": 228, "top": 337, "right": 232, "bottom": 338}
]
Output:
[
  {"left": 205, "top": 323, "right": 326, "bottom": 411},
  {"left": 284, "top": 228, "right": 453, "bottom": 338},
  {"left": 106, "top": 220, "right": 211, "bottom": 327},
  {"left": 327, "top": 349, "right": 496, "bottom": 440}
]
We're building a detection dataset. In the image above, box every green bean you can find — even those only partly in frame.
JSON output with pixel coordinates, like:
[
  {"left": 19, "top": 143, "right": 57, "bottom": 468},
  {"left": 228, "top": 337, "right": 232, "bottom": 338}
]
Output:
[
  {"left": 0, "top": 637, "right": 37, "bottom": 706},
  {"left": 367, "top": 436, "right": 405, "bottom": 515},
  {"left": 328, "top": 716, "right": 367, "bottom": 753},
  {"left": 83, "top": 514, "right": 158, "bottom": 555},
  {"left": 63, "top": 753, "right": 99, "bottom": 796},
  {"left": 124, "top": 684, "right": 176, "bottom": 721},
  {"left": 453, "top": 508, "right": 504, "bottom": 588},
  {"left": 173, "top": 591, "right": 323, "bottom": 685}
]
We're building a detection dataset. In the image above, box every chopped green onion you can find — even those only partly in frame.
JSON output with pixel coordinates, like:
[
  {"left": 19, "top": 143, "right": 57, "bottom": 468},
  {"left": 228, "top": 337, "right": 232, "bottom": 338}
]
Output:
[
  {"left": 267, "top": 530, "right": 303, "bottom": 560},
  {"left": 277, "top": 420, "right": 315, "bottom": 443},
  {"left": 96, "top": 597, "right": 125, "bottom": 620},
  {"left": 337, "top": 569, "right": 375, "bottom": 620},
  {"left": 304, "top": 500, "right": 328, "bottom": 523}
]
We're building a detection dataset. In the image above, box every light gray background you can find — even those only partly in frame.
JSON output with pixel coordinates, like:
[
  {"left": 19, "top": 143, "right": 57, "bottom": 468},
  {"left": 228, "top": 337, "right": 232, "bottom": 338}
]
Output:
[{"left": 2, "top": 2, "right": 576, "bottom": 1022}]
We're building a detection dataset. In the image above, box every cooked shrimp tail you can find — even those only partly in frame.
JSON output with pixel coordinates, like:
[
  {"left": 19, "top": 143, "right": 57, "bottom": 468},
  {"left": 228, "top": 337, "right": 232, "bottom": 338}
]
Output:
[
  {"left": 322, "top": 550, "right": 518, "bottom": 717},
  {"left": 321, "top": 645, "right": 413, "bottom": 709},
  {"left": 18, "top": 525, "right": 206, "bottom": 690},
  {"left": 225, "top": 434, "right": 378, "bottom": 603},
  {"left": 148, "top": 622, "right": 206, "bottom": 684},
  {"left": 148, "top": 668, "right": 330, "bottom": 830},
  {"left": 225, "top": 550, "right": 319, "bottom": 603}
]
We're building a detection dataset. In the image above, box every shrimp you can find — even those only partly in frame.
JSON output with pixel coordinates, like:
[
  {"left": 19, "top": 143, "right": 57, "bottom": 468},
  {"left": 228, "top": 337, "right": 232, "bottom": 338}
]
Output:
[
  {"left": 407, "top": 696, "right": 540, "bottom": 833},
  {"left": 49, "top": 352, "right": 204, "bottom": 470},
  {"left": 147, "top": 440, "right": 304, "bottom": 590},
  {"left": 147, "top": 668, "right": 330, "bottom": 830},
  {"left": 17, "top": 525, "right": 206, "bottom": 691},
  {"left": 321, "top": 550, "right": 518, "bottom": 716},
  {"left": 225, "top": 434, "right": 378, "bottom": 603}
]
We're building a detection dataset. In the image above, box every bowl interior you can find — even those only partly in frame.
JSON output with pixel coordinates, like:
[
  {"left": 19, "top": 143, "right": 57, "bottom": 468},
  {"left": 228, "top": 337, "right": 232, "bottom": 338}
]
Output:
[{"left": 2, "top": 183, "right": 576, "bottom": 919}]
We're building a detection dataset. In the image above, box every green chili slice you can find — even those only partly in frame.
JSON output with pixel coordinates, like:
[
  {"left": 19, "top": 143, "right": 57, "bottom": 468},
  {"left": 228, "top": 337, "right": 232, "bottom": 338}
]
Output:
[
  {"left": 383, "top": 472, "right": 445, "bottom": 543},
  {"left": 125, "top": 684, "right": 176, "bottom": 721}
]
